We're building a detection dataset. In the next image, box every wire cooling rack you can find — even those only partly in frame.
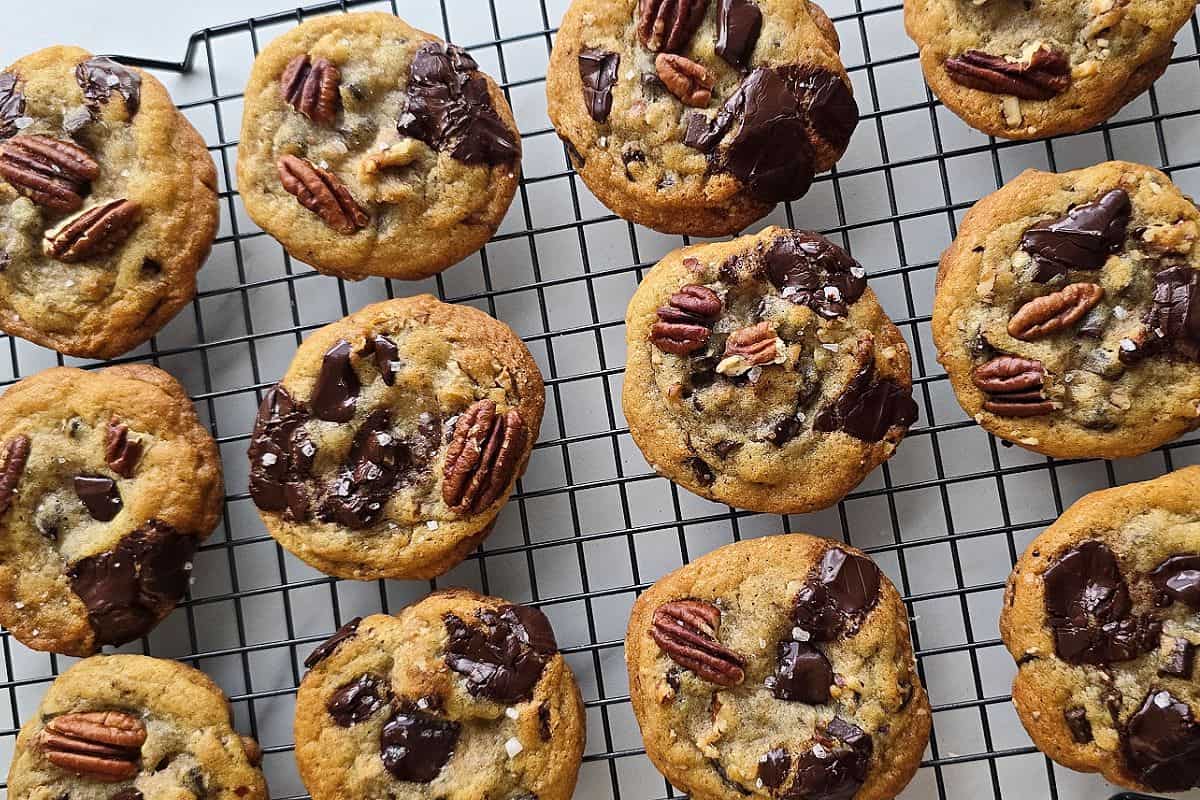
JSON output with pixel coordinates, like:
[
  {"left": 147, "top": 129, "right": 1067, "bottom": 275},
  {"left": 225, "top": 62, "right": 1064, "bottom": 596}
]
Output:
[{"left": 2, "top": 0, "right": 1200, "bottom": 798}]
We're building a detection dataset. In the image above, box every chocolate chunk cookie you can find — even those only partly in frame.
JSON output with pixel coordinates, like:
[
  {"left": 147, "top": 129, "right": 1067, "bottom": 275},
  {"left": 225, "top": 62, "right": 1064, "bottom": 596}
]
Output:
[
  {"left": 238, "top": 12, "right": 521, "bottom": 281},
  {"left": 1000, "top": 466, "right": 1200, "bottom": 793},
  {"left": 248, "top": 295, "right": 544, "bottom": 580},
  {"left": 0, "top": 46, "right": 218, "bottom": 358},
  {"left": 0, "top": 365, "right": 223, "bottom": 656},
  {"left": 904, "top": 0, "right": 1194, "bottom": 139},
  {"left": 8, "top": 654, "right": 267, "bottom": 799},
  {"left": 546, "top": 0, "right": 859, "bottom": 236},
  {"left": 294, "top": 589, "right": 585, "bottom": 800},
  {"left": 623, "top": 226, "right": 917, "bottom": 513},
  {"left": 933, "top": 161, "right": 1200, "bottom": 458},
  {"left": 627, "top": 534, "right": 931, "bottom": 800}
]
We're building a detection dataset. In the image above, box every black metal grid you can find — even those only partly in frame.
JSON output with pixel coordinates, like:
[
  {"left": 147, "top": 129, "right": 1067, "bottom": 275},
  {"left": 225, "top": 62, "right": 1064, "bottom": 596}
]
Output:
[{"left": 2, "top": 1, "right": 1199, "bottom": 798}]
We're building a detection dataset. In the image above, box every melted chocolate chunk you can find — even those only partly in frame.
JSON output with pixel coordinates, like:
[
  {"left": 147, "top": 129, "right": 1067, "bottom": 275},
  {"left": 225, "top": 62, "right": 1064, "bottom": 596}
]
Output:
[
  {"left": 1160, "top": 636, "right": 1196, "bottom": 679},
  {"left": 67, "top": 521, "right": 196, "bottom": 646},
  {"left": 1065, "top": 707, "right": 1093, "bottom": 744},
  {"left": 75, "top": 57, "right": 142, "bottom": 115},
  {"left": 1151, "top": 554, "right": 1200, "bottom": 609},
  {"left": 112, "top": 790, "right": 144, "bottom": 800},
  {"left": 248, "top": 385, "right": 317, "bottom": 521},
  {"left": 538, "top": 701, "right": 552, "bottom": 740},
  {"left": 1123, "top": 268, "right": 1200, "bottom": 365},
  {"left": 380, "top": 702, "right": 461, "bottom": 783},
  {"left": 813, "top": 359, "right": 918, "bottom": 443},
  {"left": 1043, "top": 541, "right": 1161, "bottom": 665},
  {"left": 767, "top": 640, "right": 833, "bottom": 703},
  {"left": 310, "top": 340, "right": 360, "bottom": 422},
  {"left": 444, "top": 604, "right": 557, "bottom": 704},
  {"left": 317, "top": 409, "right": 401, "bottom": 529},
  {"left": 716, "top": 0, "right": 764, "bottom": 71},
  {"left": 327, "top": 673, "right": 391, "bottom": 726},
  {"left": 74, "top": 475, "right": 123, "bottom": 522},
  {"left": 685, "top": 455, "right": 716, "bottom": 487},
  {"left": 579, "top": 49, "right": 620, "bottom": 123},
  {"left": 786, "top": 719, "right": 872, "bottom": 800},
  {"left": 304, "top": 617, "right": 361, "bottom": 668},
  {"left": 0, "top": 73, "right": 25, "bottom": 139},
  {"left": 361, "top": 334, "right": 401, "bottom": 386},
  {"left": 792, "top": 548, "right": 882, "bottom": 641},
  {"left": 758, "top": 748, "right": 792, "bottom": 789},
  {"left": 397, "top": 42, "right": 518, "bottom": 166},
  {"left": 1020, "top": 189, "right": 1131, "bottom": 283},
  {"left": 1124, "top": 689, "right": 1200, "bottom": 792},
  {"left": 764, "top": 230, "right": 866, "bottom": 318},
  {"left": 683, "top": 65, "right": 857, "bottom": 202}
]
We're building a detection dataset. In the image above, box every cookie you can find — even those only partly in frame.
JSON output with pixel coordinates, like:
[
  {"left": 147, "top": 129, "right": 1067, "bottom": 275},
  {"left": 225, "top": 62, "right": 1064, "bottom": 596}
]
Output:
[
  {"left": 627, "top": 534, "right": 931, "bottom": 800},
  {"left": 1000, "top": 466, "right": 1200, "bottom": 793},
  {"left": 7, "top": 654, "right": 267, "bottom": 799},
  {"left": 904, "top": 0, "right": 1193, "bottom": 139},
  {"left": 294, "top": 589, "right": 585, "bottom": 800},
  {"left": 0, "top": 46, "right": 218, "bottom": 358},
  {"left": 248, "top": 295, "right": 544, "bottom": 580},
  {"left": 933, "top": 161, "right": 1200, "bottom": 459},
  {"left": 0, "top": 365, "right": 223, "bottom": 657},
  {"left": 546, "top": 0, "right": 859, "bottom": 237},
  {"left": 238, "top": 12, "right": 522, "bottom": 281},
  {"left": 623, "top": 226, "right": 917, "bottom": 514}
]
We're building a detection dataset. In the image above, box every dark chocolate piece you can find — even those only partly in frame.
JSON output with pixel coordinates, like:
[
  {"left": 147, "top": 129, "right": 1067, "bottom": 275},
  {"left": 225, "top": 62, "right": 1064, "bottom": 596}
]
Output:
[
  {"left": 1124, "top": 689, "right": 1200, "bottom": 792},
  {"left": 362, "top": 334, "right": 401, "bottom": 386},
  {"left": 715, "top": 0, "right": 764, "bottom": 71},
  {"left": 304, "top": 617, "right": 362, "bottom": 668},
  {"left": 444, "top": 603, "right": 558, "bottom": 703},
  {"left": 327, "top": 673, "right": 391, "bottom": 726},
  {"left": 1020, "top": 189, "right": 1131, "bottom": 283},
  {"left": 380, "top": 702, "right": 461, "bottom": 782},
  {"left": 247, "top": 385, "right": 317, "bottom": 521},
  {"left": 579, "top": 49, "right": 620, "bottom": 123},
  {"left": 310, "top": 339, "right": 360, "bottom": 423},
  {"left": 786, "top": 718, "right": 873, "bottom": 800},
  {"left": 1065, "top": 707, "right": 1093, "bottom": 744},
  {"left": 0, "top": 73, "right": 25, "bottom": 139},
  {"left": 767, "top": 640, "right": 833, "bottom": 703},
  {"left": 813, "top": 358, "right": 918, "bottom": 443},
  {"left": 75, "top": 56, "right": 142, "bottom": 115},
  {"left": 758, "top": 748, "right": 792, "bottom": 789},
  {"left": 1151, "top": 554, "right": 1200, "bottom": 609},
  {"left": 764, "top": 230, "right": 866, "bottom": 318},
  {"left": 74, "top": 475, "right": 123, "bottom": 522},
  {"left": 792, "top": 548, "right": 882, "bottom": 641},
  {"left": 1160, "top": 636, "right": 1196, "bottom": 679}
]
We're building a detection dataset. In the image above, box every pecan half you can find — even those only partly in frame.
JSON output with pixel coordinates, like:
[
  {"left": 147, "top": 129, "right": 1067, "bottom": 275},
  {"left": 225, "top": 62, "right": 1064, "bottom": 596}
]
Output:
[
  {"left": 278, "top": 155, "right": 368, "bottom": 235},
  {"left": 105, "top": 417, "right": 143, "bottom": 478},
  {"left": 655, "top": 54, "right": 714, "bottom": 107},
  {"left": 651, "top": 284, "right": 722, "bottom": 355},
  {"left": 944, "top": 47, "right": 1071, "bottom": 101},
  {"left": 43, "top": 199, "right": 141, "bottom": 263},
  {"left": 38, "top": 711, "right": 146, "bottom": 782},
  {"left": 0, "top": 434, "right": 30, "bottom": 515},
  {"left": 638, "top": 0, "right": 710, "bottom": 53},
  {"left": 442, "top": 399, "right": 529, "bottom": 514},
  {"left": 0, "top": 135, "right": 99, "bottom": 212},
  {"left": 724, "top": 321, "right": 782, "bottom": 365},
  {"left": 651, "top": 599, "right": 745, "bottom": 686},
  {"left": 1008, "top": 283, "right": 1104, "bottom": 341},
  {"left": 972, "top": 356, "right": 1054, "bottom": 417},
  {"left": 281, "top": 54, "right": 341, "bottom": 125}
]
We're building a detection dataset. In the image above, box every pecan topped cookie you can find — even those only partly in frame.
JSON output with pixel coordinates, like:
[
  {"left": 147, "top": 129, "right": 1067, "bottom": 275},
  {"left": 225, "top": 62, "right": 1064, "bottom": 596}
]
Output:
[
  {"left": 238, "top": 12, "right": 521, "bottom": 281},
  {"left": 1001, "top": 467, "right": 1200, "bottom": 793},
  {"left": 623, "top": 226, "right": 917, "bottom": 514},
  {"left": 933, "top": 161, "right": 1200, "bottom": 458},
  {"left": 248, "top": 295, "right": 544, "bottom": 580},
  {"left": 294, "top": 590, "right": 585, "bottom": 800},
  {"left": 0, "top": 46, "right": 217, "bottom": 358},
  {"left": 904, "top": 0, "right": 1194, "bottom": 139},
  {"left": 0, "top": 365, "right": 223, "bottom": 656},
  {"left": 547, "top": 0, "right": 858, "bottom": 236},
  {"left": 626, "top": 535, "right": 931, "bottom": 800},
  {"left": 8, "top": 654, "right": 267, "bottom": 799}
]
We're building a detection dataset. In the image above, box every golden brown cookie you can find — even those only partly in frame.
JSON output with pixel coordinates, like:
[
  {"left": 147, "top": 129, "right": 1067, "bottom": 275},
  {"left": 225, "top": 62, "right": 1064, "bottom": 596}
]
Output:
[
  {"left": 294, "top": 589, "right": 585, "bottom": 800},
  {"left": 627, "top": 534, "right": 931, "bottom": 800},
  {"left": 547, "top": 0, "right": 858, "bottom": 236},
  {"left": 238, "top": 12, "right": 521, "bottom": 281},
  {"left": 1000, "top": 466, "right": 1200, "bottom": 793},
  {"left": 0, "top": 46, "right": 218, "bottom": 358},
  {"left": 0, "top": 365, "right": 223, "bottom": 657},
  {"left": 623, "top": 226, "right": 917, "bottom": 514},
  {"left": 248, "top": 295, "right": 544, "bottom": 580},
  {"left": 904, "top": 0, "right": 1194, "bottom": 139},
  {"left": 7, "top": 654, "right": 267, "bottom": 800},
  {"left": 933, "top": 161, "right": 1200, "bottom": 459}
]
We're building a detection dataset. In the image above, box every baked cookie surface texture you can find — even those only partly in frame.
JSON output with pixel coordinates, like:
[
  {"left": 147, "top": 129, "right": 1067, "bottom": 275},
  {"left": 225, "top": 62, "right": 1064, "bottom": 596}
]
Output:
[
  {"left": 1001, "top": 466, "right": 1200, "bottom": 793},
  {"left": 7, "top": 654, "right": 267, "bottom": 800},
  {"left": 0, "top": 46, "right": 218, "bottom": 357},
  {"left": 547, "top": 0, "right": 859, "bottom": 236},
  {"left": 904, "top": 0, "right": 1194, "bottom": 138},
  {"left": 933, "top": 161, "right": 1200, "bottom": 458},
  {"left": 294, "top": 589, "right": 585, "bottom": 800},
  {"left": 626, "top": 534, "right": 931, "bottom": 800},
  {"left": 624, "top": 226, "right": 917, "bottom": 513},
  {"left": 0, "top": 365, "right": 223, "bottom": 656},
  {"left": 248, "top": 295, "right": 544, "bottom": 580},
  {"left": 238, "top": 12, "right": 522, "bottom": 280}
]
